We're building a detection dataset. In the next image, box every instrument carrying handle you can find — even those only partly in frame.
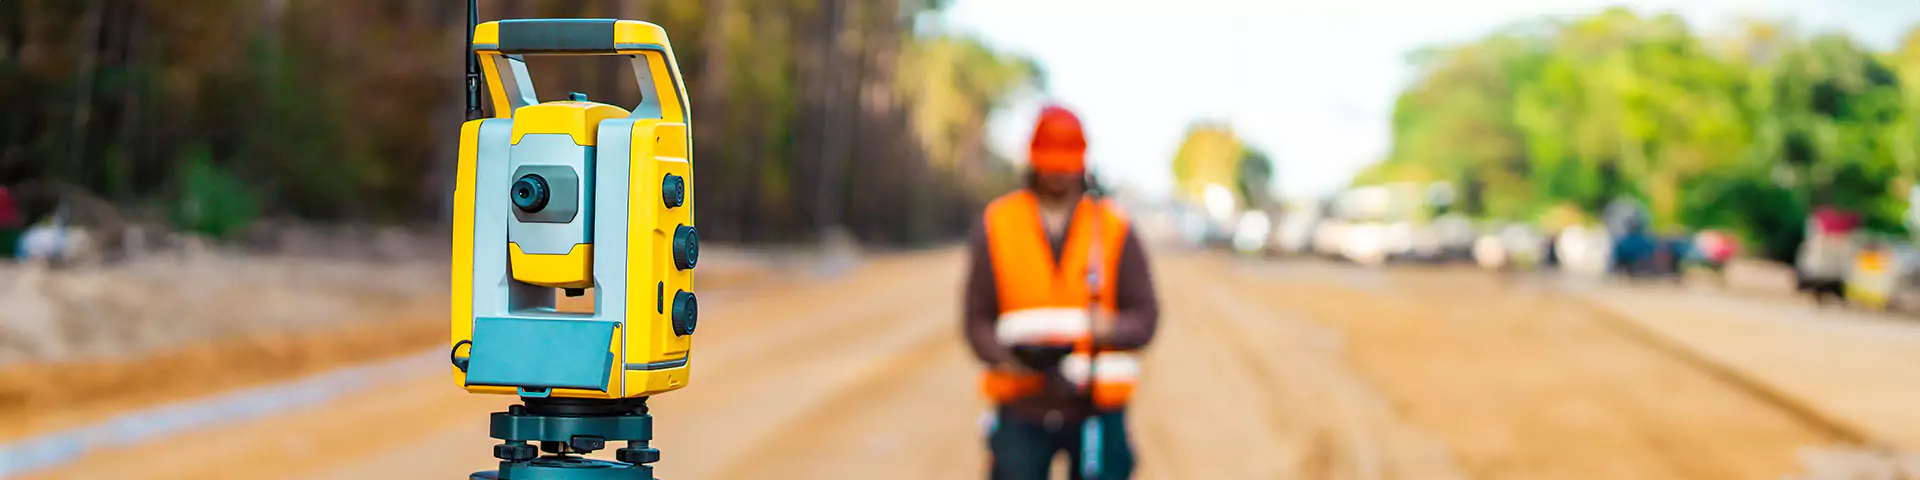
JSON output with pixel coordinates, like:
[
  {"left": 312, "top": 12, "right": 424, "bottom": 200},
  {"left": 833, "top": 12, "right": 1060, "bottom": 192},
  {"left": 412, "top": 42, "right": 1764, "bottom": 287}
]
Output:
[
  {"left": 476, "top": 19, "right": 656, "bottom": 56},
  {"left": 467, "top": 19, "right": 689, "bottom": 122}
]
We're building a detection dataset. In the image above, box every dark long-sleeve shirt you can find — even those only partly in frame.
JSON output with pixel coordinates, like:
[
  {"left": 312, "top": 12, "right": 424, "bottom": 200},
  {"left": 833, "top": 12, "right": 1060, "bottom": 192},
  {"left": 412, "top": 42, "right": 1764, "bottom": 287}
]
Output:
[{"left": 961, "top": 210, "right": 1160, "bottom": 421}]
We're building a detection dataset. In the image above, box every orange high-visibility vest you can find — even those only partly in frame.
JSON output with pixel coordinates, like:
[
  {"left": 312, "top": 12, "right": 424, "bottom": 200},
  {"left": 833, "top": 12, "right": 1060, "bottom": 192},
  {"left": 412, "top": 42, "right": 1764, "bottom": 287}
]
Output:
[{"left": 979, "top": 190, "right": 1138, "bottom": 410}]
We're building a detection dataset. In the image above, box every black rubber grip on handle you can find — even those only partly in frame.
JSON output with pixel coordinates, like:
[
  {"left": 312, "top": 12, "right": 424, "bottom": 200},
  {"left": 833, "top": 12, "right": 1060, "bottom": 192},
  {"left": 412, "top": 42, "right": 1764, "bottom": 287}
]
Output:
[{"left": 494, "top": 19, "right": 618, "bottom": 54}]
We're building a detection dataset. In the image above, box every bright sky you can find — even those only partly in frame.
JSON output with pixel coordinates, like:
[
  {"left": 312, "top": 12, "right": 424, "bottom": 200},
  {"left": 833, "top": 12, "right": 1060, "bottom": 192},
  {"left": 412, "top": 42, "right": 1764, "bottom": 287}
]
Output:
[{"left": 938, "top": 0, "right": 1920, "bottom": 202}]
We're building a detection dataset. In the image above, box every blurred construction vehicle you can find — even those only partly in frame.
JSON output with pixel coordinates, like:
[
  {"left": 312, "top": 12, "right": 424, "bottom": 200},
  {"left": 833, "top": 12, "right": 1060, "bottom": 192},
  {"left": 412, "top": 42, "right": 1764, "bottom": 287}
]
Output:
[
  {"left": 1841, "top": 192, "right": 1920, "bottom": 314},
  {"left": 1310, "top": 182, "right": 1475, "bottom": 266},
  {"left": 1552, "top": 224, "right": 1614, "bottom": 278},
  {"left": 1404, "top": 213, "right": 1476, "bottom": 264},
  {"left": 1472, "top": 223, "right": 1545, "bottom": 271},
  {"left": 1274, "top": 199, "right": 1327, "bottom": 257},
  {"left": 1315, "top": 185, "right": 1394, "bottom": 265},
  {"left": 1, "top": 181, "right": 137, "bottom": 266},
  {"left": 1798, "top": 207, "right": 1862, "bottom": 305},
  {"left": 15, "top": 203, "right": 102, "bottom": 267},
  {"left": 1231, "top": 210, "right": 1272, "bottom": 256},
  {"left": 1841, "top": 234, "right": 1920, "bottom": 313},
  {"left": 1404, "top": 183, "right": 1478, "bottom": 264},
  {"left": 1172, "top": 202, "right": 1227, "bottom": 249},
  {"left": 1602, "top": 198, "right": 1689, "bottom": 281},
  {"left": 1678, "top": 229, "right": 1740, "bottom": 285}
]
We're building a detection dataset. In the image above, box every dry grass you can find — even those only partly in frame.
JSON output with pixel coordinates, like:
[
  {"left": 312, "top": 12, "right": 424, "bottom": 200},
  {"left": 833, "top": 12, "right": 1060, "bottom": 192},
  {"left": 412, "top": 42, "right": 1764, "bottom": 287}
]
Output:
[
  {"left": 0, "top": 252, "right": 446, "bottom": 366},
  {"left": 0, "top": 250, "right": 447, "bottom": 425},
  {"left": 0, "top": 243, "right": 781, "bottom": 431}
]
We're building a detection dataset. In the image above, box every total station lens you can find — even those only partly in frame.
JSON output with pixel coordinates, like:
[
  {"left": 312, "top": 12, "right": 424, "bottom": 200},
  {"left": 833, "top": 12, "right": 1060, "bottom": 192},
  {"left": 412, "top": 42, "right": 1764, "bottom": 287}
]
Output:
[{"left": 511, "top": 174, "right": 550, "bottom": 213}]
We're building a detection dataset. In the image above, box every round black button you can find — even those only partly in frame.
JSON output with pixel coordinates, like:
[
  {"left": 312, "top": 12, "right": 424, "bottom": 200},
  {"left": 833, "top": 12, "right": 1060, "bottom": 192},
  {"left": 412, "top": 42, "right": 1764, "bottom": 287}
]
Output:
[
  {"left": 671, "top": 291, "right": 697, "bottom": 336},
  {"left": 673, "top": 225, "right": 699, "bottom": 270},
  {"left": 662, "top": 174, "right": 686, "bottom": 208},
  {"left": 511, "top": 174, "right": 550, "bottom": 213}
]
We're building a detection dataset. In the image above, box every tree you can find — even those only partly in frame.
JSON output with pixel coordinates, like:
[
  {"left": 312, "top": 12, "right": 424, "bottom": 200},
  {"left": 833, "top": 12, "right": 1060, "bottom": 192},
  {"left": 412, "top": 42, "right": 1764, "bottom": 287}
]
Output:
[
  {"left": 0, "top": 0, "right": 1040, "bottom": 245},
  {"left": 1170, "top": 122, "right": 1243, "bottom": 205},
  {"left": 1360, "top": 8, "right": 1917, "bottom": 261},
  {"left": 1235, "top": 146, "right": 1275, "bottom": 209}
]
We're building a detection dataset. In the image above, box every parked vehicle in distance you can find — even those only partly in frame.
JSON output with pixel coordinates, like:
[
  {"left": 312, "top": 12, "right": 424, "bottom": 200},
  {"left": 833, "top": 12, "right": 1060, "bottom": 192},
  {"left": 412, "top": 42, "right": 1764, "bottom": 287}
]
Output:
[
  {"left": 1689, "top": 230, "right": 1738, "bottom": 268},
  {"left": 1232, "top": 210, "right": 1272, "bottom": 256},
  {"left": 1843, "top": 234, "right": 1920, "bottom": 314},
  {"left": 1340, "top": 221, "right": 1392, "bottom": 266},
  {"left": 1797, "top": 207, "right": 1861, "bottom": 305},
  {"left": 1473, "top": 223, "right": 1544, "bottom": 271},
  {"left": 1414, "top": 214, "right": 1477, "bottom": 263},
  {"left": 1275, "top": 202, "right": 1324, "bottom": 256},
  {"left": 1598, "top": 198, "right": 1689, "bottom": 280},
  {"left": 1552, "top": 224, "right": 1613, "bottom": 279}
]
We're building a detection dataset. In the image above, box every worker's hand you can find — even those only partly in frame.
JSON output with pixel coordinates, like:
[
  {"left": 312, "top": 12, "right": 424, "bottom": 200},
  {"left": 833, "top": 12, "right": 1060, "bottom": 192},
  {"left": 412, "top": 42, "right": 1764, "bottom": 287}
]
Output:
[
  {"left": 1089, "top": 312, "right": 1116, "bottom": 344},
  {"left": 992, "top": 360, "right": 1037, "bottom": 376}
]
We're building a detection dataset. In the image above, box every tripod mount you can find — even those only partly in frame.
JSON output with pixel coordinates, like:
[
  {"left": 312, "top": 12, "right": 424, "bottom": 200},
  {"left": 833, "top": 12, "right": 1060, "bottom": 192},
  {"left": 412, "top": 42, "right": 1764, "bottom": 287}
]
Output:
[{"left": 471, "top": 398, "right": 660, "bottom": 480}]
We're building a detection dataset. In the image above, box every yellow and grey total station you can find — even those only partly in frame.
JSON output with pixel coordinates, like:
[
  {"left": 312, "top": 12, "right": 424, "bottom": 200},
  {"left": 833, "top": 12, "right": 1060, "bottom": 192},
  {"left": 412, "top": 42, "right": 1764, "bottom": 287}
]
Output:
[{"left": 449, "top": 2, "right": 698, "bottom": 478}]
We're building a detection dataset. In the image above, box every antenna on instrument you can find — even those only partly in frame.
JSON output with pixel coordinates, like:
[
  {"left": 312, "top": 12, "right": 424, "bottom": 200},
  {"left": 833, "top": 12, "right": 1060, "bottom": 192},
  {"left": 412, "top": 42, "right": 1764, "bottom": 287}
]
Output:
[{"left": 464, "top": 0, "right": 485, "bottom": 121}]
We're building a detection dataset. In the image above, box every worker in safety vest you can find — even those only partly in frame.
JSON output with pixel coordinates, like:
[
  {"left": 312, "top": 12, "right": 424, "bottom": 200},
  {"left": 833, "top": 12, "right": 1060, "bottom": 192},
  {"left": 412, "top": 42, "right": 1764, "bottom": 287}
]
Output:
[{"left": 963, "top": 104, "right": 1160, "bottom": 479}]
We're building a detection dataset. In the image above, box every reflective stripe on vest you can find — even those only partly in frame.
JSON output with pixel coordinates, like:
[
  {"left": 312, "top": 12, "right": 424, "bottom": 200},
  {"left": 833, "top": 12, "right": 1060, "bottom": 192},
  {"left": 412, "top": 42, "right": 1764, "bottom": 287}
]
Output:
[
  {"left": 979, "top": 190, "right": 1138, "bottom": 409},
  {"left": 994, "top": 308, "right": 1090, "bottom": 345}
]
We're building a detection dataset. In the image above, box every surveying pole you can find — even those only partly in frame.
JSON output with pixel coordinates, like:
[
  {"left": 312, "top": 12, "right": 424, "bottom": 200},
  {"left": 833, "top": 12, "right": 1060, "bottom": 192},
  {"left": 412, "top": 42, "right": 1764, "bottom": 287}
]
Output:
[
  {"left": 450, "top": 1, "right": 700, "bottom": 478},
  {"left": 1079, "top": 171, "right": 1107, "bottom": 479}
]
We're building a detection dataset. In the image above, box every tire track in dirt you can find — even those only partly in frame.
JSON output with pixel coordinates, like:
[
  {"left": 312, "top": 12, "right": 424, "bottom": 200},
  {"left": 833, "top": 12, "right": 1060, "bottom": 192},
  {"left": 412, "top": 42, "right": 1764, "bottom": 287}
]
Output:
[
  {"left": 704, "top": 292, "right": 974, "bottom": 479},
  {"left": 1149, "top": 256, "right": 1465, "bottom": 480},
  {"left": 707, "top": 251, "right": 1461, "bottom": 480},
  {"left": 1130, "top": 271, "right": 1316, "bottom": 479},
  {"left": 296, "top": 251, "right": 974, "bottom": 480},
  {"left": 38, "top": 250, "right": 1850, "bottom": 480},
  {"left": 649, "top": 257, "right": 969, "bottom": 479},
  {"left": 1225, "top": 259, "right": 1841, "bottom": 480},
  {"left": 1576, "top": 292, "right": 1871, "bottom": 445},
  {"left": 22, "top": 251, "right": 962, "bottom": 480}
]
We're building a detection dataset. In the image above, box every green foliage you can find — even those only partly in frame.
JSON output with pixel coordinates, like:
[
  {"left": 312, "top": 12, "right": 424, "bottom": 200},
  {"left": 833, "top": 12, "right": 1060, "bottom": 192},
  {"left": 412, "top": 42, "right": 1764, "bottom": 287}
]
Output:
[
  {"left": 1364, "top": 8, "right": 1920, "bottom": 261},
  {"left": 170, "top": 148, "right": 259, "bottom": 239},
  {"left": 1236, "top": 147, "right": 1275, "bottom": 208},
  {"left": 902, "top": 35, "right": 1045, "bottom": 174},
  {"left": 1170, "top": 123, "right": 1244, "bottom": 201},
  {"left": 2, "top": 0, "right": 1037, "bottom": 244},
  {"left": 1169, "top": 124, "right": 1280, "bottom": 212}
]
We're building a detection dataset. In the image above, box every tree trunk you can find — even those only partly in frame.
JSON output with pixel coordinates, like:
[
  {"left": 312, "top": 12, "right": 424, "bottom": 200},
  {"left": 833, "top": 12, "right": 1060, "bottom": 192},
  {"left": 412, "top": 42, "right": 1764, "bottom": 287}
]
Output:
[
  {"left": 65, "top": 0, "right": 108, "bottom": 184},
  {"left": 697, "top": 0, "right": 734, "bottom": 239},
  {"left": 428, "top": 0, "right": 467, "bottom": 224},
  {"left": 105, "top": 0, "right": 139, "bottom": 201},
  {"left": 811, "top": 0, "right": 847, "bottom": 236}
]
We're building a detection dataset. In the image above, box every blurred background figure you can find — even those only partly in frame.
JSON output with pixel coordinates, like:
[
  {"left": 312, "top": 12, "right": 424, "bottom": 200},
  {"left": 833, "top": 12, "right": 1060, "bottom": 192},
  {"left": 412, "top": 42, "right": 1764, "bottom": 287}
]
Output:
[{"left": 965, "top": 105, "right": 1157, "bottom": 480}]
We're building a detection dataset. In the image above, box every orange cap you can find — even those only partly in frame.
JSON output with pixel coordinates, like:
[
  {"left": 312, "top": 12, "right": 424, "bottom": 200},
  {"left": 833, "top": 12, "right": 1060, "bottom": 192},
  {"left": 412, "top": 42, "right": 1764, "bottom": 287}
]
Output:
[{"left": 1028, "top": 105, "right": 1087, "bottom": 174}]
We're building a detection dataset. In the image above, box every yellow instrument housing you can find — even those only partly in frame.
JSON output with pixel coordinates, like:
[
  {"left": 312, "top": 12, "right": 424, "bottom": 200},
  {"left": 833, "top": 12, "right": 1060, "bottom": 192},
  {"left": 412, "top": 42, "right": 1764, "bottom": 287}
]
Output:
[{"left": 452, "top": 18, "right": 696, "bottom": 400}]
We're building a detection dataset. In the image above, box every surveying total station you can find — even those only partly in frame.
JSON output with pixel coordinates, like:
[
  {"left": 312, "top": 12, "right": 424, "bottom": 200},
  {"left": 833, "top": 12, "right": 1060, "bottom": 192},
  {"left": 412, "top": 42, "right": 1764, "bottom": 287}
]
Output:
[{"left": 448, "top": 1, "right": 698, "bottom": 478}]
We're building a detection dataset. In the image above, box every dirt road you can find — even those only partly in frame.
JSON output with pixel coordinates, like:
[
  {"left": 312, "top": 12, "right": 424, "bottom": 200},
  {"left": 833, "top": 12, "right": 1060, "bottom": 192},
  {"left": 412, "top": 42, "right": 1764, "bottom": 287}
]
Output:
[{"left": 17, "top": 250, "right": 1884, "bottom": 479}]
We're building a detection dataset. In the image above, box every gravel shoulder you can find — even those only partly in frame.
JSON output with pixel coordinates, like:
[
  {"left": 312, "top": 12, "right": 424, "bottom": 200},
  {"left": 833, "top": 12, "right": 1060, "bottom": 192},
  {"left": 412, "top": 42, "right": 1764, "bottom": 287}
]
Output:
[{"left": 1588, "top": 283, "right": 1920, "bottom": 450}]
